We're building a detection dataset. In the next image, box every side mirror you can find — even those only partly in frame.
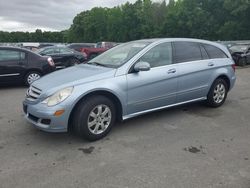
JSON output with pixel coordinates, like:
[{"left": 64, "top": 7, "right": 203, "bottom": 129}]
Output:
[{"left": 134, "top": 61, "right": 151, "bottom": 72}]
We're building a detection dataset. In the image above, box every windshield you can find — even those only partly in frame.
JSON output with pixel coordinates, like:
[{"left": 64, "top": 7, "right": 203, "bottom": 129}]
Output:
[
  {"left": 229, "top": 45, "right": 249, "bottom": 53},
  {"left": 88, "top": 41, "right": 151, "bottom": 68}
]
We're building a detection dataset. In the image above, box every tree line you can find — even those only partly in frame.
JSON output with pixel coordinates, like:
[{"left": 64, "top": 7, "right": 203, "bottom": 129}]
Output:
[
  {"left": 1, "top": 0, "right": 249, "bottom": 43},
  {"left": 0, "top": 29, "right": 66, "bottom": 43}
]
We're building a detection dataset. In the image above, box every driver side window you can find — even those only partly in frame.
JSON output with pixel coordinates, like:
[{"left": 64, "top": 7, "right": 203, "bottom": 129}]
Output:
[{"left": 140, "top": 42, "right": 172, "bottom": 68}]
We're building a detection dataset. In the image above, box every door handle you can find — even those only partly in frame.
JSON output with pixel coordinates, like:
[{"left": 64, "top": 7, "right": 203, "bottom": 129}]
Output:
[
  {"left": 208, "top": 62, "right": 214, "bottom": 67},
  {"left": 167, "top": 69, "right": 176, "bottom": 74}
]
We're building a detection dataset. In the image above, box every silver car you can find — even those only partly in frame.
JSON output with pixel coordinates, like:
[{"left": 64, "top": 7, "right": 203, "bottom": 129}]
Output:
[{"left": 23, "top": 38, "right": 236, "bottom": 141}]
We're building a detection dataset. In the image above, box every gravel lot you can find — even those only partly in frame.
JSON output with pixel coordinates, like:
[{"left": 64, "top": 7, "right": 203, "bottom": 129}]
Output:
[{"left": 0, "top": 67, "right": 250, "bottom": 188}]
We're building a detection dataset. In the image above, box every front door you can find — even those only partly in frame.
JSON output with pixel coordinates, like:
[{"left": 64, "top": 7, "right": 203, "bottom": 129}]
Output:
[{"left": 126, "top": 42, "right": 178, "bottom": 115}]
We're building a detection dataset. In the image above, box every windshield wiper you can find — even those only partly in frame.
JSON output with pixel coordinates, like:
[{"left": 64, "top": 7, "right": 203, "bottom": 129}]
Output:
[{"left": 87, "top": 62, "right": 111, "bottom": 68}]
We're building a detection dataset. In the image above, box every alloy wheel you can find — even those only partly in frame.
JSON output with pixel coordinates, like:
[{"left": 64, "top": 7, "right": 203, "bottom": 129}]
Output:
[
  {"left": 87, "top": 104, "right": 112, "bottom": 135},
  {"left": 27, "top": 73, "right": 41, "bottom": 85},
  {"left": 213, "top": 83, "right": 226, "bottom": 104}
]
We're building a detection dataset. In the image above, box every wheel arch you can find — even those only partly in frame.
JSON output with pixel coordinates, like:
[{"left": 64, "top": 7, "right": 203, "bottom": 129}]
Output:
[
  {"left": 68, "top": 90, "right": 123, "bottom": 130},
  {"left": 214, "top": 74, "right": 230, "bottom": 90}
]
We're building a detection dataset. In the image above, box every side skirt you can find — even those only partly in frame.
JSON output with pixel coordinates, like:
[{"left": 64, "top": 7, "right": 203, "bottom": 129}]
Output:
[{"left": 122, "top": 97, "right": 207, "bottom": 120}]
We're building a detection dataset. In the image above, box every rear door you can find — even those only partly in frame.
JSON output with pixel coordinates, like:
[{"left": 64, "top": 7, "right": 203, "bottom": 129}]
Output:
[
  {"left": 0, "top": 49, "right": 27, "bottom": 83},
  {"left": 173, "top": 41, "right": 212, "bottom": 102},
  {"left": 127, "top": 42, "right": 178, "bottom": 115}
]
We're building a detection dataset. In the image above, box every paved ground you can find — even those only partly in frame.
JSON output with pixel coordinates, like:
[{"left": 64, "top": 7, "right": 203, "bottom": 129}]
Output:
[{"left": 0, "top": 67, "right": 250, "bottom": 188}]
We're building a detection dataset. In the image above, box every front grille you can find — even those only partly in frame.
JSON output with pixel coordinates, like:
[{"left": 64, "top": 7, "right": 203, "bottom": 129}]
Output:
[{"left": 26, "top": 86, "right": 42, "bottom": 101}]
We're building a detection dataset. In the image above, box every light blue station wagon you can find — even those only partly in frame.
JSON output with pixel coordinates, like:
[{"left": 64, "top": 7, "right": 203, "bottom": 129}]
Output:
[{"left": 23, "top": 38, "right": 236, "bottom": 141}]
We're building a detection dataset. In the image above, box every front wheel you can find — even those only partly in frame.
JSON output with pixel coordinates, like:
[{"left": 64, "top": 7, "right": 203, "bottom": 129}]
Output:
[
  {"left": 72, "top": 96, "right": 116, "bottom": 141},
  {"left": 206, "top": 78, "right": 228, "bottom": 107}
]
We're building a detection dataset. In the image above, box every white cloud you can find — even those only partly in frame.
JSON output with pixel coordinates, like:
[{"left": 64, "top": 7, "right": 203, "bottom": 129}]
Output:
[
  {"left": 0, "top": 0, "right": 145, "bottom": 32},
  {"left": 0, "top": 17, "right": 57, "bottom": 32}
]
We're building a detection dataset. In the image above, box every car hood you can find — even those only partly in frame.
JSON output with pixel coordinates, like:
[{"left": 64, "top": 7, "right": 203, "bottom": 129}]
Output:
[{"left": 32, "top": 64, "right": 116, "bottom": 92}]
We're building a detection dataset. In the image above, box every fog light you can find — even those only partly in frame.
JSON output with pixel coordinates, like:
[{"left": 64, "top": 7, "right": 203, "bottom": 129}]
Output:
[
  {"left": 41, "top": 119, "right": 51, "bottom": 125},
  {"left": 54, "top": 110, "right": 65, "bottom": 116}
]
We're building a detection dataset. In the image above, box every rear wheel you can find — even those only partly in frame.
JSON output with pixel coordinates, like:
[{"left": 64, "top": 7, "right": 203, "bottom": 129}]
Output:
[
  {"left": 206, "top": 78, "right": 228, "bottom": 107},
  {"left": 72, "top": 95, "right": 116, "bottom": 141},
  {"left": 24, "top": 71, "right": 41, "bottom": 86}
]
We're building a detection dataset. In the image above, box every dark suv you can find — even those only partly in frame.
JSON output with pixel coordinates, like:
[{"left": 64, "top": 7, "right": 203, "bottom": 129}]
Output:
[{"left": 0, "top": 47, "right": 55, "bottom": 86}]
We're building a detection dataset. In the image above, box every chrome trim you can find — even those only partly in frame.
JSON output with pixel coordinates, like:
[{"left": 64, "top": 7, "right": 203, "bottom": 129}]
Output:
[
  {"left": 56, "top": 66, "right": 66, "bottom": 69},
  {"left": 123, "top": 97, "right": 206, "bottom": 120},
  {"left": 0, "top": 73, "right": 20, "bottom": 77},
  {"left": 26, "top": 86, "right": 42, "bottom": 101}
]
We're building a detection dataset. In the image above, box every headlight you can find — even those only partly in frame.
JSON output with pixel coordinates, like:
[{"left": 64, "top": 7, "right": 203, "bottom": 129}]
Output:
[{"left": 42, "top": 87, "right": 74, "bottom": 106}]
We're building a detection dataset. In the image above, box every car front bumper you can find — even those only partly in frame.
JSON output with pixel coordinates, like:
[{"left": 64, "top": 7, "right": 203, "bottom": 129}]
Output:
[{"left": 23, "top": 101, "right": 69, "bottom": 133}]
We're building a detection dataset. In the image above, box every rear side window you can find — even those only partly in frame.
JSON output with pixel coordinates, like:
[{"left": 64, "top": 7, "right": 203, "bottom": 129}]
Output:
[
  {"left": 20, "top": 52, "right": 26, "bottom": 60},
  {"left": 200, "top": 45, "right": 209, "bottom": 59},
  {"left": 43, "top": 48, "right": 55, "bottom": 55},
  {"left": 0, "top": 50, "right": 23, "bottom": 61},
  {"left": 54, "top": 48, "right": 60, "bottom": 54},
  {"left": 60, "top": 48, "right": 72, "bottom": 53},
  {"left": 203, "top": 44, "right": 228, "bottom": 59},
  {"left": 173, "top": 42, "right": 202, "bottom": 63}
]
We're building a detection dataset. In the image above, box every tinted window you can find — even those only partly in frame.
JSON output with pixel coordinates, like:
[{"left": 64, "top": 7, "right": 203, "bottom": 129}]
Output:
[
  {"left": 140, "top": 42, "right": 172, "bottom": 68},
  {"left": 60, "top": 48, "right": 72, "bottom": 53},
  {"left": 203, "top": 44, "right": 227, "bottom": 59},
  {"left": 200, "top": 45, "right": 209, "bottom": 59},
  {"left": 0, "top": 50, "right": 21, "bottom": 61},
  {"left": 54, "top": 48, "right": 60, "bottom": 54},
  {"left": 20, "top": 52, "right": 26, "bottom": 60},
  {"left": 173, "top": 42, "right": 202, "bottom": 63},
  {"left": 43, "top": 48, "right": 55, "bottom": 55}
]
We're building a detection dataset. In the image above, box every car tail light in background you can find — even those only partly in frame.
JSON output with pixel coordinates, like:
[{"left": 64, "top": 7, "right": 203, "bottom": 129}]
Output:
[
  {"left": 47, "top": 57, "right": 55, "bottom": 66},
  {"left": 231, "top": 64, "right": 236, "bottom": 72}
]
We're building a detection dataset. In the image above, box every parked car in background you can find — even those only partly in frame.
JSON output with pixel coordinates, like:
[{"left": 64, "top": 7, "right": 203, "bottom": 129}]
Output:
[
  {"left": 67, "top": 43, "right": 95, "bottom": 52},
  {"left": 96, "top": 42, "right": 117, "bottom": 49},
  {"left": 38, "top": 43, "right": 55, "bottom": 49},
  {"left": 0, "top": 46, "right": 55, "bottom": 86},
  {"left": 37, "top": 46, "right": 86, "bottom": 69},
  {"left": 229, "top": 44, "right": 250, "bottom": 66},
  {"left": 80, "top": 47, "right": 107, "bottom": 61},
  {"left": 22, "top": 46, "right": 39, "bottom": 51},
  {"left": 23, "top": 38, "right": 236, "bottom": 141},
  {"left": 79, "top": 42, "right": 117, "bottom": 61}
]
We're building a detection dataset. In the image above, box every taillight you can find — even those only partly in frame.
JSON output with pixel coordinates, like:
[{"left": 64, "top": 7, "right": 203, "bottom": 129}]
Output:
[
  {"left": 231, "top": 64, "right": 236, "bottom": 72},
  {"left": 47, "top": 57, "right": 55, "bottom": 66}
]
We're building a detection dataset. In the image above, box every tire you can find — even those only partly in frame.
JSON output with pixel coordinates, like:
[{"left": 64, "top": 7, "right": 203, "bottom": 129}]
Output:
[
  {"left": 72, "top": 95, "right": 116, "bottom": 141},
  {"left": 24, "top": 71, "right": 41, "bottom": 86},
  {"left": 206, "top": 78, "right": 228, "bottom": 108}
]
